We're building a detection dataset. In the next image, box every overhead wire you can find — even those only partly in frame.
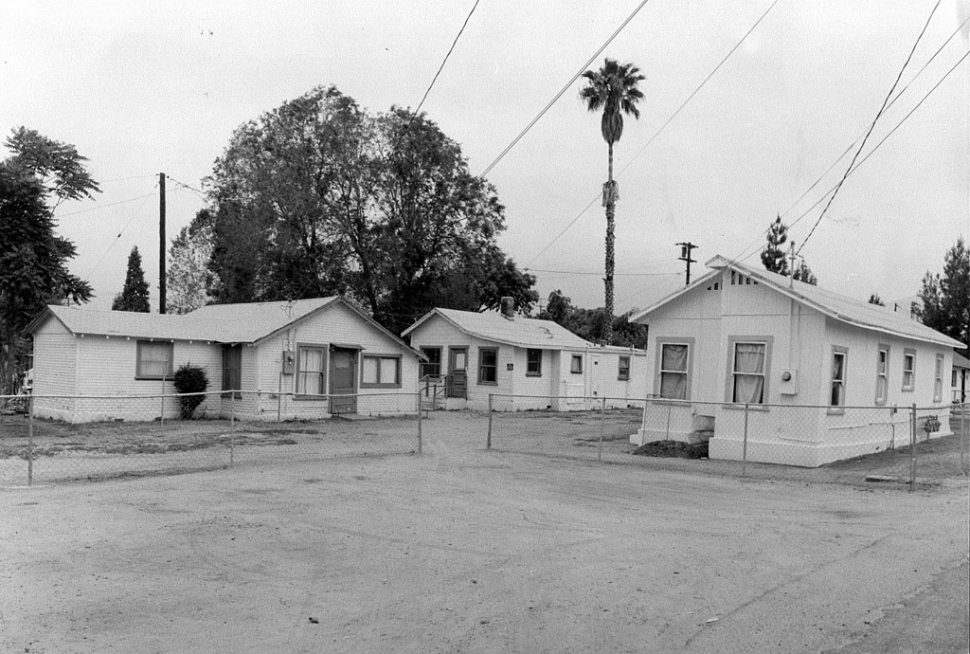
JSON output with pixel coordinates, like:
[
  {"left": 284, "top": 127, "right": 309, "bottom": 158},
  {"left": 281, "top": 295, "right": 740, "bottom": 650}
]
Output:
[
  {"left": 477, "top": 0, "right": 653, "bottom": 179},
  {"left": 523, "top": 0, "right": 780, "bottom": 268},
  {"left": 795, "top": 0, "right": 942, "bottom": 255},
  {"left": 84, "top": 182, "right": 159, "bottom": 279}
]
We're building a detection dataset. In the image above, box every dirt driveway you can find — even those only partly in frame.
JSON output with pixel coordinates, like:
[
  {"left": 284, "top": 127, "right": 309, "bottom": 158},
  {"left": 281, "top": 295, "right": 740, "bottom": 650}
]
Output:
[{"left": 1, "top": 412, "right": 967, "bottom": 653}]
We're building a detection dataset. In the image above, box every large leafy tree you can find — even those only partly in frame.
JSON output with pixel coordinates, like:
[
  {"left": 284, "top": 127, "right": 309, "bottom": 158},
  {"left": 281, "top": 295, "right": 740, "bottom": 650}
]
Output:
[
  {"left": 167, "top": 210, "right": 216, "bottom": 314},
  {"left": 580, "top": 58, "right": 645, "bottom": 345},
  {"left": 112, "top": 246, "right": 150, "bottom": 312},
  {"left": 916, "top": 237, "right": 969, "bottom": 352},
  {"left": 0, "top": 128, "right": 98, "bottom": 393},
  {"left": 202, "top": 86, "right": 536, "bottom": 334}
]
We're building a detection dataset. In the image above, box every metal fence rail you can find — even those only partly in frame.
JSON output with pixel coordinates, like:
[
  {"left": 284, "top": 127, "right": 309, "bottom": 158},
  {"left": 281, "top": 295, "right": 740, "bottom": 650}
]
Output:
[
  {"left": 0, "top": 391, "right": 422, "bottom": 486},
  {"left": 485, "top": 394, "right": 970, "bottom": 489}
]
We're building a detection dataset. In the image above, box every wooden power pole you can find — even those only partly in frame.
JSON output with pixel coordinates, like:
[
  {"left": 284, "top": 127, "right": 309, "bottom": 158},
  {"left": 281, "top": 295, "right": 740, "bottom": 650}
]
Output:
[
  {"left": 677, "top": 242, "right": 698, "bottom": 286},
  {"left": 159, "top": 172, "right": 166, "bottom": 314}
]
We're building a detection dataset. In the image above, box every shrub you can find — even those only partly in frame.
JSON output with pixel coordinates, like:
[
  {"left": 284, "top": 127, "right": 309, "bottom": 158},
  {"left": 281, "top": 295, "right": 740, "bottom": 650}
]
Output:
[{"left": 173, "top": 363, "right": 209, "bottom": 419}]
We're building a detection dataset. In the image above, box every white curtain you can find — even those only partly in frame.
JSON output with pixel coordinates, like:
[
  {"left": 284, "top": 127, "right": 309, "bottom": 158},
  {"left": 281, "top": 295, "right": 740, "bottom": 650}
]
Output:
[
  {"left": 661, "top": 344, "right": 688, "bottom": 399},
  {"left": 733, "top": 343, "right": 765, "bottom": 403},
  {"left": 299, "top": 348, "right": 325, "bottom": 394}
]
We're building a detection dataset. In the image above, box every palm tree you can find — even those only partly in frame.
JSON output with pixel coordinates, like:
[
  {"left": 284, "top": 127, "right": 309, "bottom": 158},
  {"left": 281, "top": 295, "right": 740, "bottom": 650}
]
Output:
[{"left": 580, "top": 58, "right": 644, "bottom": 344}]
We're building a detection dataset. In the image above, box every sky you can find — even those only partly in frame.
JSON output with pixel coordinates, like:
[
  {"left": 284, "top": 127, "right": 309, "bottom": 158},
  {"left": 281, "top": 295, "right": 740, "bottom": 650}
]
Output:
[{"left": 2, "top": 0, "right": 968, "bottom": 316}]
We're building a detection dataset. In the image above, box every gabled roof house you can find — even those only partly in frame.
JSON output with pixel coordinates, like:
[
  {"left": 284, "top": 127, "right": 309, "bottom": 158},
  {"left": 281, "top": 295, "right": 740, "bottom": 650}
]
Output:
[
  {"left": 630, "top": 256, "right": 964, "bottom": 467},
  {"left": 402, "top": 305, "right": 648, "bottom": 411},
  {"left": 27, "top": 297, "right": 423, "bottom": 422}
]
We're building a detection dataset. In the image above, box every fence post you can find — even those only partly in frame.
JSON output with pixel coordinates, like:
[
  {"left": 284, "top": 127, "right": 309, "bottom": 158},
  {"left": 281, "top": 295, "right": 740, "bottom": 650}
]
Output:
[
  {"left": 229, "top": 392, "right": 236, "bottom": 469},
  {"left": 160, "top": 375, "right": 166, "bottom": 424},
  {"left": 598, "top": 397, "right": 606, "bottom": 461},
  {"left": 416, "top": 392, "right": 423, "bottom": 454},
  {"left": 741, "top": 403, "right": 750, "bottom": 478},
  {"left": 909, "top": 403, "right": 917, "bottom": 491},
  {"left": 27, "top": 395, "right": 34, "bottom": 486},
  {"left": 958, "top": 404, "right": 967, "bottom": 473},
  {"left": 664, "top": 401, "right": 672, "bottom": 441},
  {"left": 487, "top": 394, "right": 493, "bottom": 450}
]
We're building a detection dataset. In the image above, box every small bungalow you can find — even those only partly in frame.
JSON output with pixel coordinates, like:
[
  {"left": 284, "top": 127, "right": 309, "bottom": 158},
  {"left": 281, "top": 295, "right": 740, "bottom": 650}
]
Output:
[
  {"left": 629, "top": 256, "right": 964, "bottom": 467},
  {"left": 27, "top": 297, "right": 423, "bottom": 422},
  {"left": 402, "top": 303, "right": 648, "bottom": 411},
  {"left": 951, "top": 351, "right": 969, "bottom": 404}
]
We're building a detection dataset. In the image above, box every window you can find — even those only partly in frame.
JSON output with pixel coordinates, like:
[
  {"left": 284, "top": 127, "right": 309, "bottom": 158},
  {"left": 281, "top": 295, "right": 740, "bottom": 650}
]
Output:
[
  {"left": 478, "top": 347, "right": 498, "bottom": 384},
  {"left": 222, "top": 345, "right": 242, "bottom": 397},
  {"left": 933, "top": 353, "right": 944, "bottom": 402},
  {"left": 731, "top": 342, "right": 766, "bottom": 404},
  {"left": 136, "top": 341, "right": 173, "bottom": 380},
  {"left": 660, "top": 344, "right": 689, "bottom": 400},
  {"left": 953, "top": 369, "right": 959, "bottom": 387},
  {"left": 570, "top": 354, "right": 583, "bottom": 374},
  {"left": 830, "top": 347, "right": 847, "bottom": 408},
  {"left": 902, "top": 349, "right": 916, "bottom": 392},
  {"left": 618, "top": 356, "right": 631, "bottom": 381},
  {"left": 362, "top": 355, "right": 401, "bottom": 388},
  {"left": 297, "top": 345, "right": 326, "bottom": 395},
  {"left": 420, "top": 347, "right": 441, "bottom": 378},
  {"left": 526, "top": 349, "right": 542, "bottom": 376},
  {"left": 875, "top": 346, "right": 889, "bottom": 405}
]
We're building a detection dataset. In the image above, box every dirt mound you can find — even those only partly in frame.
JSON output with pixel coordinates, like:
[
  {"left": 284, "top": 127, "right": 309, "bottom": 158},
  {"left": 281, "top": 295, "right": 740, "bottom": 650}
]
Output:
[{"left": 631, "top": 440, "right": 708, "bottom": 459}]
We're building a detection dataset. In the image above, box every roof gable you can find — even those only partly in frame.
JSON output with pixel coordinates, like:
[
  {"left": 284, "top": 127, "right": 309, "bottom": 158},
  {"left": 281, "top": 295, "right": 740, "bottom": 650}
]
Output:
[
  {"left": 404, "top": 308, "right": 595, "bottom": 350},
  {"left": 633, "top": 255, "right": 963, "bottom": 348}
]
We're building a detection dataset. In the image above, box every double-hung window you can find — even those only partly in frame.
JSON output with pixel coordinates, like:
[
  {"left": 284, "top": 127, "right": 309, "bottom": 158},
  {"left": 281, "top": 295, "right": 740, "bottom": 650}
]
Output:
[
  {"left": 297, "top": 346, "right": 326, "bottom": 395},
  {"left": 830, "top": 347, "right": 847, "bottom": 408},
  {"left": 362, "top": 355, "right": 401, "bottom": 388},
  {"left": 526, "top": 349, "right": 542, "bottom": 376},
  {"left": 136, "top": 341, "right": 173, "bottom": 380},
  {"left": 731, "top": 342, "right": 766, "bottom": 404},
  {"left": 875, "top": 346, "right": 889, "bottom": 405},
  {"left": 618, "top": 356, "right": 631, "bottom": 381},
  {"left": 933, "top": 354, "right": 944, "bottom": 402},
  {"left": 902, "top": 349, "right": 916, "bottom": 392},
  {"left": 659, "top": 343, "right": 689, "bottom": 400},
  {"left": 570, "top": 354, "right": 583, "bottom": 374},
  {"left": 479, "top": 347, "right": 498, "bottom": 384}
]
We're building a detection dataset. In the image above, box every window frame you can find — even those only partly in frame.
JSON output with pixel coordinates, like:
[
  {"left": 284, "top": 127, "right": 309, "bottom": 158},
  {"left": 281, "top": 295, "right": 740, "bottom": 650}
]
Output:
[
  {"left": 874, "top": 344, "right": 889, "bottom": 406},
  {"left": 478, "top": 347, "right": 498, "bottom": 385},
  {"left": 724, "top": 336, "right": 772, "bottom": 405},
  {"left": 570, "top": 354, "right": 583, "bottom": 374},
  {"left": 618, "top": 355, "right": 631, "bottom": 381},
  {"left": 135, "top": 340, "right": 174, "bottom": 380},
  {"left": 902, "top": 348, "right": 916, "bottom": 392},
  {"left": 419, "top": 347, "right": 442, "bottom": 379},
  {"left": 295, "top": 343, "right": 328, "bottom": 398},
  {"left": 829, "top": 345, "right": 848, "bottom": 412},
  {"left": 360, "top": 354, "right": 402, "bottom": 389},
  {"left": 526, "top": 348, "right": 542, "bottom": 377},
  {"left": 654, "top": 337, "right": 695, "bottom": 401},
  {"left": 933, "top": 353, "right": 944, "bottom": 403}
]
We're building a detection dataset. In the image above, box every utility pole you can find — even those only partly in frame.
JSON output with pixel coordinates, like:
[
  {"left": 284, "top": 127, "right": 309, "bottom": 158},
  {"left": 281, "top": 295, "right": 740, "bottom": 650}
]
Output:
[
  {"left": 788, "top": 241, "right": 797, "bottom": 289},
  {"left": 159, "top": 172, "right": 166, "bottom": 314},
  {"left": 677, "top": 242, "right": 698, "bottom": 286}
]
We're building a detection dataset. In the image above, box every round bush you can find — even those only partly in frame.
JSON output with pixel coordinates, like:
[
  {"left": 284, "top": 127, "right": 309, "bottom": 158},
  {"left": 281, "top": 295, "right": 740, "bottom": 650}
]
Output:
[{"left": 173, "top": 363, "right": 209, "bottom": 419}]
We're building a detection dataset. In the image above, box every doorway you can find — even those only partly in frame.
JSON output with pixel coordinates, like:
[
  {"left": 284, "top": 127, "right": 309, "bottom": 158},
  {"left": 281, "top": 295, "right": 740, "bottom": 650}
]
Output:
[
  {"left": 448, "top": 347, "right": 468, "bottom": 398},
  {"left": 329, "top": 347, "right": 358, "bottom": 414}
]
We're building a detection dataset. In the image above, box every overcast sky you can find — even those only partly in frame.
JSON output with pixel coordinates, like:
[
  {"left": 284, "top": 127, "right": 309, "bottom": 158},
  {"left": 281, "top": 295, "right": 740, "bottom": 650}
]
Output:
[{"left": 2, "top": 0, "right": 967, "bottom": 316}]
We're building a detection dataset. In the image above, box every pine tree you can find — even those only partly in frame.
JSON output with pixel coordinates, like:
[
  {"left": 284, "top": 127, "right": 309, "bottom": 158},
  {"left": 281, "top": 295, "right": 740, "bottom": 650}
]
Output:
[
  {"left": 916, "top": 238, "right": 969, "bottom": 351},
  {"left": 761, "top": 216, "right": 789, "bottom": 275},
  {"left": 112, "top": 246, "right": 150, "bottom": 312}
]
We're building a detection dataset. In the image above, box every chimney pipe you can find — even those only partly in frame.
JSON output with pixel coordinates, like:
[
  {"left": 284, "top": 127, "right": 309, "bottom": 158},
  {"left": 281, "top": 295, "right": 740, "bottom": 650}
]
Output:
[{"left": 500, "top": 296, "right": 514, "bottom": 319}]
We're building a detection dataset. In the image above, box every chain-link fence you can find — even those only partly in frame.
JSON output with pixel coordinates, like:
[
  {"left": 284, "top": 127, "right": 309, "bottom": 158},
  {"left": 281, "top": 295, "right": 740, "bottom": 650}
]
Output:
[
  {"left": 485, "top": 394, "right": 970, "bottom": 489},
  {"left": 0, "top": 390, "right": 423, "bottom": 486}
]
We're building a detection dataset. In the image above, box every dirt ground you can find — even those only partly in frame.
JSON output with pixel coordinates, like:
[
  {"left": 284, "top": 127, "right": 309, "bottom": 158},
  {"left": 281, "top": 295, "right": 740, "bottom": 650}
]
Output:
[{"left": 1, "top": 411, "right": 968, "bottom": 653}]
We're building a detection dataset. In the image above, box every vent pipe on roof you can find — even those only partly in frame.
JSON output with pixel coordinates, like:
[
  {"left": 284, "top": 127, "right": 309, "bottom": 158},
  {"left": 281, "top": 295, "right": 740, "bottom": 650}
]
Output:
[{"left": 500, "top": 296, "right": 514, "bottom": 319}]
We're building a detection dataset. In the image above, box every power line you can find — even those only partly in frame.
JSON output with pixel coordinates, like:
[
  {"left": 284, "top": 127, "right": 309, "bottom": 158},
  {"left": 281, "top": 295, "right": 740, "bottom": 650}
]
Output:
[
  {"left": 796, "top": 0, "right": 942, "bottom": 255},
  {"left": 478, "top": 0, "right": 653, "bottom": 179},
  {"left": 526, "top": 267, "right": 680, "bottom": 277},
  {"left": 84, "top": 183, "right": 159, "bottom": 279},
  {"left": 523, "top": 0, "right": 779, "bottom": 267},
  {"left": 727, "top": 45, "right": 969, "bottom": 271},
  {"left": 55, "top": 192, "right": 156, "bottom": 217}
]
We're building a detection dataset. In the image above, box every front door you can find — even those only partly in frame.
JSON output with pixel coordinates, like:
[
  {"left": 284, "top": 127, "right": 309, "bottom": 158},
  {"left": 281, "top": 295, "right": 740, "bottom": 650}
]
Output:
[
  {"left": 448, "top": 347, "right": 468, "bottom": 398},
  {"left": 329, "top": 347, "right": 358, "bottom": 414}
]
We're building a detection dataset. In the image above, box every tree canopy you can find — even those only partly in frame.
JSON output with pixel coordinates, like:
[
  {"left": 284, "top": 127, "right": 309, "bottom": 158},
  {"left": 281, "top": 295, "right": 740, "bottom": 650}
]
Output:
[
  {"left": 112, "top": 246, "right": 150, "bottom": 312},
  {"left": 199, "top": 86, "right": 536, "bottom": 334},
  {"left": 760, "top": 216, "right": 817, "bottom": 285},
  {"left": 538, "top": 290, "right": 648, "bottom": 349},
  {"left": 916, "top": 237, "right": 969, "bottom": 352},
  {"left": 0, "top": 128, "right": 97, "bottom": 393},
  {"left": 167, "top": 210, "right": 215, "bottom": 314}
]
